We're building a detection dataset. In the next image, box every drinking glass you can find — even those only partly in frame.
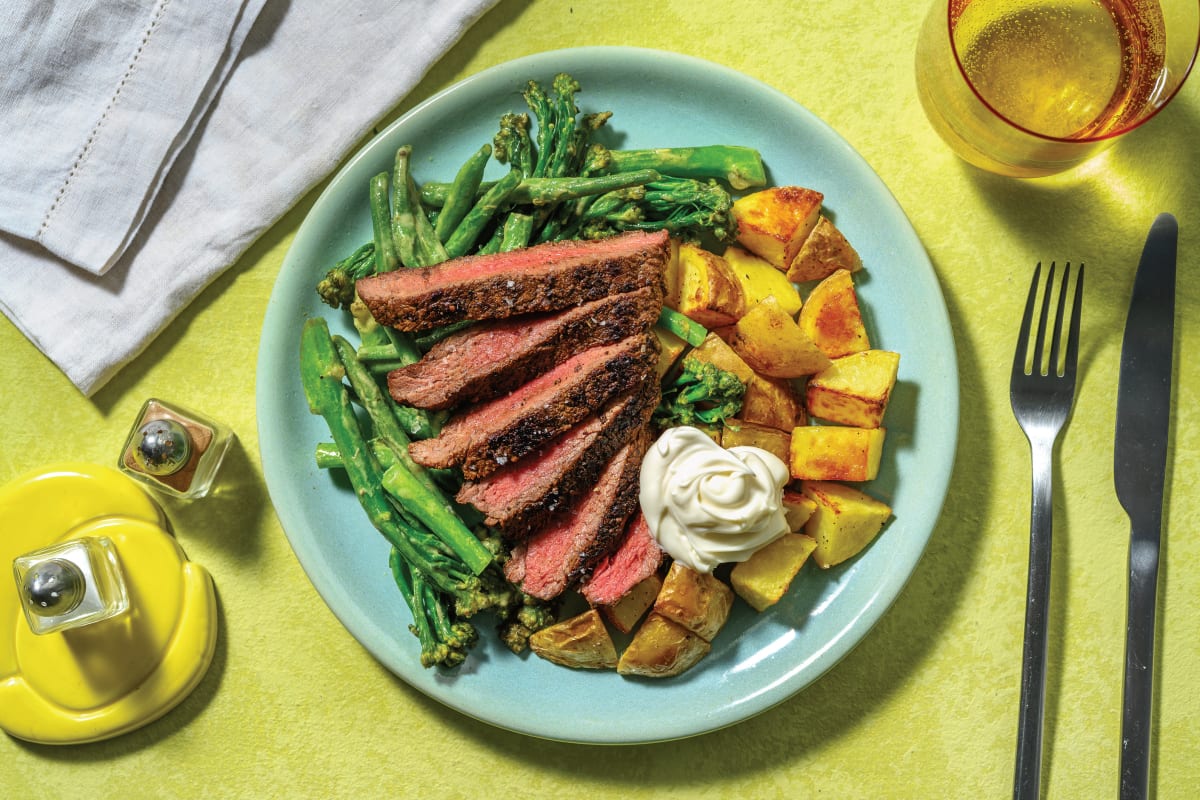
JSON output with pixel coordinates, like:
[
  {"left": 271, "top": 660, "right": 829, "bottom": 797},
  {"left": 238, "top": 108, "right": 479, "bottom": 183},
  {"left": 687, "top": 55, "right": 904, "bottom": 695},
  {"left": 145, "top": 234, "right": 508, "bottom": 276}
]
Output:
[{"left": 915, "top": 0, "right": 1200, "bottom": 177}]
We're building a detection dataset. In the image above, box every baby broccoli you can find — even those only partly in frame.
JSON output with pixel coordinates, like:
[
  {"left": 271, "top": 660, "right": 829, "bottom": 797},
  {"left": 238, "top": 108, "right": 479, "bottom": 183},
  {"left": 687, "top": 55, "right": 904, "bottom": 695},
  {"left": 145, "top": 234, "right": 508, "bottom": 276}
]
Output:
[
  {"left": 653, "top": 358, "right": 747, "bottom": 429},
  {"left": 316, "top": 241, "right": 376, "bottom": 309}
]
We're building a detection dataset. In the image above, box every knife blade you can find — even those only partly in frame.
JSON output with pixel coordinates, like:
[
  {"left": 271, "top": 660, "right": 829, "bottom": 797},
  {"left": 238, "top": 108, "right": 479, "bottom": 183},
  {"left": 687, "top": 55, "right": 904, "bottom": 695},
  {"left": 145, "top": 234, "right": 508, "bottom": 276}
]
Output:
[{"left": 1114, "top": 212, "right": 1177, "bottom": 800}]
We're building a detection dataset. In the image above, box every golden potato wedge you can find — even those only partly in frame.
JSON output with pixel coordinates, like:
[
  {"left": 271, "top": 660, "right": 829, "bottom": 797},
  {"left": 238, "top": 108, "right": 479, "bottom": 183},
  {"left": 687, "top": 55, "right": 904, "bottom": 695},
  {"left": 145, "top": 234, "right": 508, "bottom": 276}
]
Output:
[
  {"left": 600, "top": 572, "right": 664, "bottom": 635},
  {"left": 654, "top": 561, "right": 734, "bottom": 642},
  {"left": 782, "top": 489, "right": 818, "bottom": 530},
  {"left": 806, "top": 350, "right": 901, "bottom": 428},
  {"left": 789, "top": 425, "right": 886, "bottom": 482},
  {"left": 721, "top": 419, "right": 791, "bottom": 464},
  {"left": 730, "top": 533, "right": 819, "bottom": 611},
  {"left": 787, "top": 215, "right": 862, "bottom": 283},
  {"left": 675, "top": 242, "right": 746, "bottom": 327},
  {"left": 739, "top": 374, "right": 807, "bottom": 431},
  {"left": 529, "top": 609, "right": 618, "bottom": 669},
  {"left": 730, "top": 296, "right": 832, "bottom": 378},
  {"left": 662, "top": 236, "right": 683, "bottom": 310},
  {"left": 797, "top": 268, "right": 870, "bottom": 358},
  {"left": 684, "top": 332, "right": 756, "bottom": 384},
  {"left": 801, "top": 481, "right": 893, "bottom": 568},
  {"left": 617, "top": 612, "right": 712, "bottom": 678},
  {"left": 732, "top": 186, "right": 824, "bottom": 269},
  {"left": 653, "top": 326, "right": 688, "bottom": 378},
  {"left": 724, "top": 245, "right": 802, "bottom": 316}
]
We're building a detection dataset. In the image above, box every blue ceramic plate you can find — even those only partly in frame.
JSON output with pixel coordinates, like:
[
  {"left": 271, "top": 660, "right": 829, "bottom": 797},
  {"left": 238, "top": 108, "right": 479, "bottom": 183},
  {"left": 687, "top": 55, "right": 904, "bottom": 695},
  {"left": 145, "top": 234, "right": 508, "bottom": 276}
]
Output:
[{"left": 258, "top": 47, "right": 958, "bottom": 744}]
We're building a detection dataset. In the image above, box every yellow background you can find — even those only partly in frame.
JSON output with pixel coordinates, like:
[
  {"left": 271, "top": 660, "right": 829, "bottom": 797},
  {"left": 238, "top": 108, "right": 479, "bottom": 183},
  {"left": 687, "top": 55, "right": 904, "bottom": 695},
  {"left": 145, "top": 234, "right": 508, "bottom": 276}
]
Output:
[{"left": 2, "top": 0, "right": 1197, "bottom": 796}]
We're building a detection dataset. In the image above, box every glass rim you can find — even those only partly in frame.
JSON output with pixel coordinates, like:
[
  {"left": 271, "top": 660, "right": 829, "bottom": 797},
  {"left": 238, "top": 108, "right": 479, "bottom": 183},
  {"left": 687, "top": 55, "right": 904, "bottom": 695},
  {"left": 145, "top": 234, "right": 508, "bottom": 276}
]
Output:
[{"left": 946, "top": 0, "right": 1200, "bottom": 144}]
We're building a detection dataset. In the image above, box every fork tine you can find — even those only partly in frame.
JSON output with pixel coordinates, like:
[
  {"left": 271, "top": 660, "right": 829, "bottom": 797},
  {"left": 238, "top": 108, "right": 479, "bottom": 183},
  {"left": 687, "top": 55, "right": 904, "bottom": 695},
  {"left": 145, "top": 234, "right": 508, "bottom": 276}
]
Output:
[
  {"left": 1033, "top": 262, "right": 1056, "bottom": 376},
  {"left": 1048, "top": 263, "right": 1070, "bottom": 377},
  {"left": 1013, "top": 262, "right": 1042, "bottom": 378},
  {"left": 1063, "top": 263, "right": 1084, "bottom": 380}
]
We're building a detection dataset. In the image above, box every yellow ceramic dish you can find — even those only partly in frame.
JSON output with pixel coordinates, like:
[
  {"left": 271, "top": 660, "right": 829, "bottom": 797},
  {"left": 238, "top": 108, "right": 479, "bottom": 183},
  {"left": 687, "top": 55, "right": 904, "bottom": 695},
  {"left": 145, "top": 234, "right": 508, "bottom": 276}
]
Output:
[{"left": 0, "top": 463, "right": 217, "bottom": 744}]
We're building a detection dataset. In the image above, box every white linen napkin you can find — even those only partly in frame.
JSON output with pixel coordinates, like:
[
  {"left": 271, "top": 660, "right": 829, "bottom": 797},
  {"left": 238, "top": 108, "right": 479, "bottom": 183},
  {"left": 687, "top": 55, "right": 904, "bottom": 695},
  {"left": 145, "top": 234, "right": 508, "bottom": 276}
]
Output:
[{"left": 0, "top": 0, "right": 499, "bottom": 395}]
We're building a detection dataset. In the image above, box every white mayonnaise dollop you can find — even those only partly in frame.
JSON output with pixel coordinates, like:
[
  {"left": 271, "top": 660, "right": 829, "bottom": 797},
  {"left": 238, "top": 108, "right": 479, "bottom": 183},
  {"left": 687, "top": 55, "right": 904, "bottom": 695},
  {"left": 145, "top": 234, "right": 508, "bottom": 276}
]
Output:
[{"left": 639, "top": 426, "right": 790, "bottom": 573}]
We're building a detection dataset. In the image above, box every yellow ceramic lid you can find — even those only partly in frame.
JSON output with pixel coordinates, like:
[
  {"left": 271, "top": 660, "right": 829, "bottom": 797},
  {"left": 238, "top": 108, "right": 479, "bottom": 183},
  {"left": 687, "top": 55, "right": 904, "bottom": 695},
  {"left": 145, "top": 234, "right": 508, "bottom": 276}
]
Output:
[{"left": 0, "top": 463, "right": 218, "bottom": 744}]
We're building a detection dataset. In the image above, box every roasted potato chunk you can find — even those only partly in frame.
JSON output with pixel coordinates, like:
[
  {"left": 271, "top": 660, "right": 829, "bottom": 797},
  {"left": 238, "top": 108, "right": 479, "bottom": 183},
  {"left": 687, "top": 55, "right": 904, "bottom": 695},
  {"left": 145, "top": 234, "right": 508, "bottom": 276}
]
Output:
[
  {"left": 798, "top": 268, "right": 870, "bottom": 358},
  {"left": 674, "top": 242, "right": 745, "bottom": 327},
  {"left": 789, "top": 425, "right": 886, "bottom": 482},
  {"left": 600, "top": 573, "right": 663, "bottom": 635},
  {"left": 529, "top": 609, "right": 618, "bottom": 669},
  {"left": 802, "top": 481, "right": 893, "bottom": 568},
  {"left": 684, "top": 331, "right": 756, "bottom": 384},
  {"left": 617, "top": 612, "right": 712, "bottom": 678},
  {"left": 730, "top": 533, "right": 819, "bottom": 611},
  {"left": 653, "top": 326, "right": 688, "bottom": 378},
  {"left": 654, "top": 561, "right": 734, "bottom": 642},
  {"left": 721, "top": 419, "right": 791, "bottom": 464},
  {"left": 723, "top": 245, "right": 802, "bottom": 316},
  {"left": 787, "top": 215, "right": 862, "bottom": 283},
  {"left": 807, "top": 350, "right": 900, "bottom": 428},
  {"left": 730, "top": 297, "right": 831, "bottom": 379},
  {"left": 739, "top": 373, "right": 807, "bottom": 431},
  {"left": 732, "top": 186, "right": 823, "bottom": 269},
  {"left": 782, "top": 489, "right": 818, "bottom": 530}
]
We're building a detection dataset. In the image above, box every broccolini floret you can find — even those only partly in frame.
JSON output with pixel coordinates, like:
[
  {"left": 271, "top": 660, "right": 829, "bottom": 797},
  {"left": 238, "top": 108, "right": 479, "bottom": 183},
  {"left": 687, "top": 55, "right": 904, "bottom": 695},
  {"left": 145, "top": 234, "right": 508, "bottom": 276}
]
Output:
[
  {"left": 653, "top": 358, "right": 747, "bottom": 429},
  {"left": 316, "top": 241, "right": 376, "bottom": 309}
]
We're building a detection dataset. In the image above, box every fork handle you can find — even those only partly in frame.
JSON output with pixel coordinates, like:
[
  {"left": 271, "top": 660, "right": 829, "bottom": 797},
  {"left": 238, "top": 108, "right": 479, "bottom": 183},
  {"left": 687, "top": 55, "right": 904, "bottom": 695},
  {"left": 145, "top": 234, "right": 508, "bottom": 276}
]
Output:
[
  {"left": 1014, "top": 443, "right": 1054, "bottom": 800},
  {"left": 1119, "top": 521, "right": 1162, "bottom": 800}
]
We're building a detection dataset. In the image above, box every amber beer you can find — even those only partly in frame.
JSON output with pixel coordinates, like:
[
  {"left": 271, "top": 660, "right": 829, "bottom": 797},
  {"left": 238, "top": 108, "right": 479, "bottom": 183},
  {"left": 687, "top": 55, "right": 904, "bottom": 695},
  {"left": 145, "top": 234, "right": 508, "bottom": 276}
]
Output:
[{"left": 915, "top": 0, "right": 1197, "bottom": 177}]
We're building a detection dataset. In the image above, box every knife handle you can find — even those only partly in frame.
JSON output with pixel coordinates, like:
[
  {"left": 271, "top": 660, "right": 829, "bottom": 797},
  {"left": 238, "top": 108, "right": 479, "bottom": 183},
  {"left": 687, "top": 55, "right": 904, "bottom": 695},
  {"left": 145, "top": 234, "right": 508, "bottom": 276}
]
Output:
[{"left": 1119, "top": 528, "right": 1162, "bottom": 800}]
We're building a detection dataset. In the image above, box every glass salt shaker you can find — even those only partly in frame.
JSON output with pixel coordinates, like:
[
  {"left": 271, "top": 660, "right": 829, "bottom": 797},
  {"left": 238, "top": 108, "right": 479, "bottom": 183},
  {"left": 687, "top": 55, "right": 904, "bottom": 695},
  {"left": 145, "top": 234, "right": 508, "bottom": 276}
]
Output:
[
  {"left": 118, "top": 398, "right": 233, "bottom": 499},
  {"left": 12, "top": 537, "right": 130, "bottom": 635}
]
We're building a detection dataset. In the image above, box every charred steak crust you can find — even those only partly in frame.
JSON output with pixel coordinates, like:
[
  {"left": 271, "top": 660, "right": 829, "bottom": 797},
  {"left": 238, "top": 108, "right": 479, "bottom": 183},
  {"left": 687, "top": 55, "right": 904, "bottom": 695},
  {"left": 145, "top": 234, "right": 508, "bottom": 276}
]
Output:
[
  {"left": 504, "top": 428, "right": 650, "bottom": 600},
  {"left": 455, "top": 377, "right": 659, "bottom": 539},
  {"left": 356, "top": 230, "right": 669, "bottom": 332},
  {"left": 568, "top": 427, "right": 651, "bottom": 586},
  {"left": 387, "top": 286, "right": 663, "bottom": 411},
  {"left": 408, "top": 332, "right": 659, "bottom": 480}
]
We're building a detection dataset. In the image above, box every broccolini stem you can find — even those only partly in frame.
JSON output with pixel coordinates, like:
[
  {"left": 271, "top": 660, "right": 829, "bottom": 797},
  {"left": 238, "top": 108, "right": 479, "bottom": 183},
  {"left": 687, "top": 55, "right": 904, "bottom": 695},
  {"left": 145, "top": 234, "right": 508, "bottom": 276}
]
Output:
[
  {"left": 391, "top": 146, "right": 420, "bottom": 268},
  {"left": 299, "top": 318, "right": 471, "bottom": 592},
  {"left": 524, "top": 79, "right": 554, "bottom": 178},
  {"left": 418, "top": 169, "right": 661, "bottom": 209},
  {"left": 604, "top": 146, "right": 766, "bottom": 190},
  {"left": 500, "top": 211, "right": 534, "bottom": 251},
  {"left": 369, "top": 172, "right": 400, "bottom": 273},
  {"left": 657, "top": 306, "right": 708, "bottom": 347},
  {"left": 435, "top": 143, "right": 492, "bottom": 244},
  {"left": 444, "top": 167, "right": 522, "bottom": 259},
  {"left": 379, "top": 457, "right": 494, "bottom": 576}
]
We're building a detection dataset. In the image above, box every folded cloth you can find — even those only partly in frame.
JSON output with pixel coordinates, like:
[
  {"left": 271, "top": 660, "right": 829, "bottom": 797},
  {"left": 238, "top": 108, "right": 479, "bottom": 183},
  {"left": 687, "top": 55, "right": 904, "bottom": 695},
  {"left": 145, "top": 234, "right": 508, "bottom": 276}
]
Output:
[
  {"left": 0, "top": 0, "right": 265, "bottom": 275},
  {"left": 0, "top": 0, "right": 499, "bottom": 395}
]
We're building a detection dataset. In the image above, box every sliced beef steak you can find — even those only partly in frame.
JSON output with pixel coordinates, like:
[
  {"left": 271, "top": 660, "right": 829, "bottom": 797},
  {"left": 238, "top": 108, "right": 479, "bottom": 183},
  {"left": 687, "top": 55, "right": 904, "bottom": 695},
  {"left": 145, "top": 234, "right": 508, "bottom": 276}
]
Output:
[
  {"left": 387, "top": 286, "right": 662, "bottom": 411},
  {"left": 408, "top": 332, "right": 657, "bottom": 480},
  {"left": 504, "top": 429, "right": 650, "bottom": 601},
  {"left": 455, "top": 378, "right": 658, "bottom": 539},
  {"left": 356, "top": 229, "right": 669, "bottom": 331},
  {"left": 580, "top": 512, "right": 665, "bottom": 607}
]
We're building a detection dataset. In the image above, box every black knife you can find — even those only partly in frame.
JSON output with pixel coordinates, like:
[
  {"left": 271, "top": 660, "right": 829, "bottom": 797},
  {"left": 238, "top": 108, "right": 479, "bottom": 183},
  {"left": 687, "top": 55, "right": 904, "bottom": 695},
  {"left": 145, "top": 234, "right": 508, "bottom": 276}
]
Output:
[{"left": 1114, "top": 212, "right": 1177, "bottom": 800}]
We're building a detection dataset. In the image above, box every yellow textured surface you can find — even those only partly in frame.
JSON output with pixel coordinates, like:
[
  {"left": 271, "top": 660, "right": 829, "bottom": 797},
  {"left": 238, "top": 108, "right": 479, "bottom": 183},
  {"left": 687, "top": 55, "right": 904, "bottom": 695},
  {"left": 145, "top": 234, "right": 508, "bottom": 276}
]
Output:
[{"left": 1, "top": 0, "right": 1197, "bottom": 795}]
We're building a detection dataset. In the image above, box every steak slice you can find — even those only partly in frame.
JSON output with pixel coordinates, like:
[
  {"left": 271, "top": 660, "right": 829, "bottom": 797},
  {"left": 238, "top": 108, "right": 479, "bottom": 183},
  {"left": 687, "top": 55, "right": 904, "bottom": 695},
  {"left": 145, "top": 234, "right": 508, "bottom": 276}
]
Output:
[
  {"left": 356, "top": 229, "right": 669, "bottom": 331},
  {"left": 455, "top": 378, "right": 658, "bottom": 539},
  {"left": 580, "top": 512, "right": 665, "bottom": 607},
  {"left": 387, "top": 286, "right": 662, "bottom": 411},
  {"left": 504, "top": 429, "right": 650, "bottom": 601},
  {"left": 408, "top": 332, "right": 658, "bottom": 480}
]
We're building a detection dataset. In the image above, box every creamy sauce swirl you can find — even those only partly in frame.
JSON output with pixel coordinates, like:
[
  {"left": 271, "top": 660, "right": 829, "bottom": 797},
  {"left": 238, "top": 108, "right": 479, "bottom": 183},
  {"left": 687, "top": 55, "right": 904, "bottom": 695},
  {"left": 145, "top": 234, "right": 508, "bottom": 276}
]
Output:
[{"left": 639, "top": 426, "right": 790, "bottom": 573}]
